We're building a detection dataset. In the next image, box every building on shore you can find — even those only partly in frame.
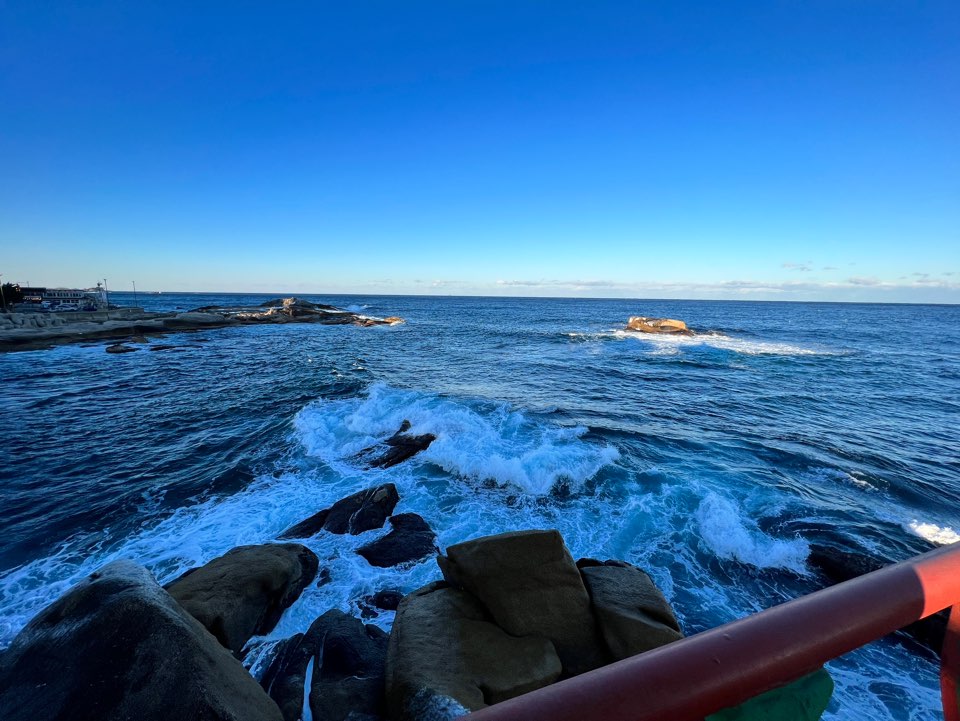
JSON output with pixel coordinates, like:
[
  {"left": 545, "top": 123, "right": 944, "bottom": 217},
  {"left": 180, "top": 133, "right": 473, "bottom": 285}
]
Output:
[{"left": 17, "top": 285, "right": 109, "bottom": 311}]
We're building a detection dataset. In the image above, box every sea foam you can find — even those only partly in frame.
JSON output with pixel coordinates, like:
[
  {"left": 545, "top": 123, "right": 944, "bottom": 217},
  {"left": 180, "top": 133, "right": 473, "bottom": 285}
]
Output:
[
  {"left": 293, "top": 382, "right": 620, "bottom": 495},
  {"left": 695, "top": 493, "right": 810, "bottom": 572}
]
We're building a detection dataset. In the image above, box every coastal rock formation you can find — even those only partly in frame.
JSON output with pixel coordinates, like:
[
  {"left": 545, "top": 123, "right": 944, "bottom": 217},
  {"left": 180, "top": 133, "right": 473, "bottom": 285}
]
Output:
[
  {"left": 386, "top": 581, "right": 562, "bottom": 718},
  {"left": 438, "top": 529, "right": 608, "bottom": 676},
  {"left": 362, "top": 420, "right": 437, "bottom": 469},
  {"left": 279, "top": 483, "right": 400, "bottom": 539},
  {"left": 0, "top": 298, "right": 404, "bottom": 352},
  {"left": 0, "top": 560, "right": 283, "bottom": 721},
  {"left": 261, "top": 609, "right": 388, "bottom": 721},
  {"left": 626, "top": 316, "right": 692, "bottom": 335},
  {"left": 359, "top": 588, "right": 405, "bottom": 618},
  {"left": 357, "top": 513, "right": 438, "bottom": 568},
  {"left": 105, "top": 342, "right": 138, "bottom": 353},
  {"left": 167, "top": 543, "right": 319, "bottom": 655},
  {"left": 576, "top": 558, "right": 684, "bottom": 660}
]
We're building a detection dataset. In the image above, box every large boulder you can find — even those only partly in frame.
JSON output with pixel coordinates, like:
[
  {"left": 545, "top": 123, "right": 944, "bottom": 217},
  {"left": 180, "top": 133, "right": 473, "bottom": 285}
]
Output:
[
  {"left": 577, "top": 559, "right": 684, "bottom": 660},
  {"left": 167, "top": 543, "right": 319, "bottom": 655},
  {"left": 279, "top": 483, "right": 400, "bottom": 539},
  {"left": 437, "top": 530, "right": 608, "bottom": 676},
  {"left": 0, "top": 560, "right": 283, "bottom": 721},
  {"left": 261, "top": 610, "right": 388, "bottom": 721},
  {"left": 626, "top": 316, "right": 692, "bottom": 335},
  {"left": 386, "top": 581, "right": 562, "bottom": 719},
  {"left": 364, "top": 420, "right": 436, "bottom": 469},
  {"left": 358, "top": 513, "right": 438, "bottom": 568}
]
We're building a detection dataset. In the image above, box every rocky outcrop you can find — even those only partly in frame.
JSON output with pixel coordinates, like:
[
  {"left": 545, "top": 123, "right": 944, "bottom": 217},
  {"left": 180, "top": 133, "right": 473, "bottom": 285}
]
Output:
[
  {"left": 167, "top": 543, "right": 319, "bottom": 655},
  {"left": 577, "top": 558, "right": 684, "bottom": 660},
  {"left": 0, "top": 298, "right": 404, "bottom": 352},
  {"left": 386, "top": 581, "right": 562, "bottom": 718},
  {"left": 362, "top": 421, "right": 436, "bottom": 469},
  {"left": 105, "top": 342, "right": 138, "bottom": 353},
  {"left": 0, "top": 560, "right": 283, "bottom": 721},
  {"left": 626, "top": 316, "right": 692, "bottom": 335},
  {"left": 438, "top": 530, "right": 608, "bottom": 676},
  {"left": 358, "top": 513, "right": 438, "bottom": 568},
  {"left": 360, "top": 589, "right": 405, "bottom": 618},
  {"left": 261, "top": 609, "right": 388, "bottom": 721},
  {"left": 279, "top": 483, "right": 400, "bottom": 539}
]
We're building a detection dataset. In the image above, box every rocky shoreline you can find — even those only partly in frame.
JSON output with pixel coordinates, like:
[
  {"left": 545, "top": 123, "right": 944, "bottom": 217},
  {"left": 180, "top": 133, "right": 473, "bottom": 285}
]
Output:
[
  {"left": 0, "top": 297, "right": 403, "bottom": 353},
  {"left": 2, "top": 444, "right": 942, "bottom": 721}
]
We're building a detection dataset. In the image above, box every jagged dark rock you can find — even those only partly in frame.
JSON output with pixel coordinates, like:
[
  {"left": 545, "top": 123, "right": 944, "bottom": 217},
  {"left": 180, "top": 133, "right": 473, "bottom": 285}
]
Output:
[
  {"left": 386, "top": 581, "right": 562, "bottom": 718},
  {"left": 261, "top": 609, "right": 388, "bottom": 721},
  {"left": 167, "top": 543, "right": 319, "bottom": 655},
  {"left": 359, "top": 589, "right": 404, "bottom": 618},
  {"left": 357, "top": 513, "right": 438, "bottom": 568},
  {"left": 279, "top": 483, "right": 400, "bottom": 539},
  {"left": 0, "top": 560, "right": 283, "bottom": 721},
  {"left": 363, "top": 420, "right": 436, "bottom": 469}
]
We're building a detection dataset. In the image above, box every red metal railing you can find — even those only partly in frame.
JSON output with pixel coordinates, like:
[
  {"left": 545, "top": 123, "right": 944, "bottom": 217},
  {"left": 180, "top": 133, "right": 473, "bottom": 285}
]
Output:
[{"left": 466, "top": 541, "right": 960, "bottom": 721}]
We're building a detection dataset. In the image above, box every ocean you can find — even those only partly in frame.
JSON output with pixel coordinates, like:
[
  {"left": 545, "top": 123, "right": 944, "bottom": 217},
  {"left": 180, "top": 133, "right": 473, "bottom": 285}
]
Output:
[{"left": 1, "top": 293, "right": 958, "bottom": 719}]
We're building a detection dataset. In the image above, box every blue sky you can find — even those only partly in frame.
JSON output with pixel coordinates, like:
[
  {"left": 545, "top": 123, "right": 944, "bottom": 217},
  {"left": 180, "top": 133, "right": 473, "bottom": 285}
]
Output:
[{"left": 2, "top": 2, "right": 957, "bottom": 301}]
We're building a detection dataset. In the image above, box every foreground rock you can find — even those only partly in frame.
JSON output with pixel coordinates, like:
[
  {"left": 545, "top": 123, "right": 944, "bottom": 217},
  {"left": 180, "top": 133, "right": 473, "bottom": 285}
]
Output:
[
  {"left": 438, "top": 529, "right": 608, "bottom": 676},
  {"left": 279, "top": 483, "right": 400, "bottom": 539},
  {"left": 626, "top": 316, "right": 692, "bottom": 335},
  {"left": 0, "top": 560, "right": 282, "bottom": 721},
  {"left": 262, "top": 609, "right": 388, "bottom": 721},
  {"left": 577, "top": 559, "right": 684, "bottom": 660},
  {"left": 167, "top": 543, "right": 319, "bottom": 655},
  {"left": 358, "top": 513, "right": 438, "bottom": 568},
  {"left": 0, "top": 298, "right": 404, "bottom": 352},
  {"left": 386, "top": 581, "right": 562, "bottom": 718},
  {"left": 364, "top": 420, "right": 437, "bottom": 469}
]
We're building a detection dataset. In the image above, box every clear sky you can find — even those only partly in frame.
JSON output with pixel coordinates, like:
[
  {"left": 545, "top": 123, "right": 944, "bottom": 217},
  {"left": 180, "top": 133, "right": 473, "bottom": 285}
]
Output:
[{"left": 2, "top": 1, "right": 958, "bottom": 302}]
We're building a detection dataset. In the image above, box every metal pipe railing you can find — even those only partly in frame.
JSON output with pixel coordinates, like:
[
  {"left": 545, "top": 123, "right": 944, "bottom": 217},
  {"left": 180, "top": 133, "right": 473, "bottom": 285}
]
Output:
[{"left": 466, "top": 541, "right": 960, "bottom": 721}]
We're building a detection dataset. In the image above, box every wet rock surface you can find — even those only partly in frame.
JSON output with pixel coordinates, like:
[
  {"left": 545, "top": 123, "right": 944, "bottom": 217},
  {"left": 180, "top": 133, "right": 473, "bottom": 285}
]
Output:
[
  {"left": 358, "top": 513, "right": 438, "bottom": 568},
  {"left": 167, "top": 543, "right": 319, "bottom": 655},
  {"left": 279, "top": 483, "right": 400, "bottom": 539},
  {"left": 262, "top": 609, "right": 388, "bottom": 721},
  {"left": 362, "top": 421, "right": 437, "bottom": 469},
  {"left": 0, "top": 560, "right": 283, "bottom": 721}
]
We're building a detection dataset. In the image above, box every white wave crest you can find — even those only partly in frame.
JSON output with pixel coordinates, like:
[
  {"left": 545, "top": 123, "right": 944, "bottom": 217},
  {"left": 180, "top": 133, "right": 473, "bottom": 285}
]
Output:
[
  {"left": 907, "top": 521, "right": 960, "bottom": 546},
  {"left": 294, "top": 383, "right": 619, "bottom": 495},
  {"left": 345, "top": 304, "right": 369, "bottom": 313},
  {"left": 695, "top": 493, "right": 809, "bottom": 571},
  {"left": 612, "top": 330, "right": 830, "bottom": 356}
]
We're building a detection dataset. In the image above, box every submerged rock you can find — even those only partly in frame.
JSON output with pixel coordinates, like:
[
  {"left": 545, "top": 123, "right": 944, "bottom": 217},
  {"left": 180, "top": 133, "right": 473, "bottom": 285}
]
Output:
[
  {"left": 279, "top": 483, "right": 400, "bottom": 539},
  {"left": 577, "top": 558, "right": 684, "bottom": 660},
  {"left": 363, "top": 420, "right": 436, "bottom": 469},
  {"left": 358, "top": 513, "right": 438, "bottom": 568},
  {"left": 438, "top": 529, "right": 608, "bottom": 676},
  {"left": 105, "top": 342, "right": 138, "bottom": 353},
  {"left": 809, "top": 543, "right": 948, "bottom": 654},
  {"left": 625, "top": 316, "right": 692, "bottom": 335},
  {"left": 386, "top": 581, "right": 562, "bottom": 718},
  {"left": 167, "top": 543, "right": 319, "bottom": 655},
  {"left": 262, "top": 610, "right": 388, "bottom": 721},
  {"left": 0, "top": 560, "right": 283, "bottom": 721}
]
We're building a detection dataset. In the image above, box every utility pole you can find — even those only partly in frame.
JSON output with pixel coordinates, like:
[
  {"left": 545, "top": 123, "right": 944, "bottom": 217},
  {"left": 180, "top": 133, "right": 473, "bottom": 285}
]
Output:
[{"left": 132, "top": 280, "right": 138, "bottom": 308}]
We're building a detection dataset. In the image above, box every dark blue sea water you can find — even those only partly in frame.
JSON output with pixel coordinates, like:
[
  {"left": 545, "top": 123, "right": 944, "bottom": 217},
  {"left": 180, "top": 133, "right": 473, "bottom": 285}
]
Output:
[{"left": 2, "top": 294, "right": 959, "bottom": 719}]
